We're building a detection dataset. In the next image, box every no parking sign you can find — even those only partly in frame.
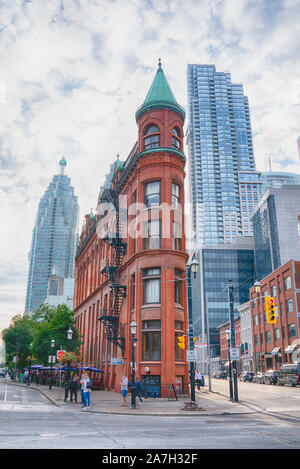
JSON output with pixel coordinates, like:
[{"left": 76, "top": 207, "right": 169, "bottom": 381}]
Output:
[{"left": 56, "top": 350, "right": 66, "bottom": 361}]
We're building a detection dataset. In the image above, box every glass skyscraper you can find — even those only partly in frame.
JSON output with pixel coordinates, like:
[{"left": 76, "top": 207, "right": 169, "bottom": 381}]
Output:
[
  {"left": 25, "top": 158, "right": 79, "bottom": 313},
  {"left": 191, "top": 237, "right": 255, "bottom": 358},
  {"left": 187, "top": 64, "right": 260, "bottom": 245}
]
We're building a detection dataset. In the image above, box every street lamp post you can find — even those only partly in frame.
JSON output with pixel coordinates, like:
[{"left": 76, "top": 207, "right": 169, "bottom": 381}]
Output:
[
  {"left": 225, "top": 329, "right": 233, "bottom": 400},
  {"left": 27, "top": 343, "right": 32, "bottom": 386},
  {"left": 228, "top": 280, "right": 238, "bottom": 402},
  {"left": 254, "top": 280, "right": 261, "bottom": 372},
  {"left": 186, "top": 254, "right": 199, "bottom": 403},
  {"left": 130, "top": 319, "right": 137, "bottom": 409},
  {"left": 49, "top": 339, "right": 55, "bottom": 390},
  {"left": 66, "top": 328, "right": 73, "bottom": 383},
  {"left": 228, "top": 276, "right": 255, "bottom": 402}
]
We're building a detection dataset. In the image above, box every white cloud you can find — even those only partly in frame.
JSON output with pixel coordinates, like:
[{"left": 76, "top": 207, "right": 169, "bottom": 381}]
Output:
[{"left": 0, "top": 0, "right": 300, "bottom": 331}]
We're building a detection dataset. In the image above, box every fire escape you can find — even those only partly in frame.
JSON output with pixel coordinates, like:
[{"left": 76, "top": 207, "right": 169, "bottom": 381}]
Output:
[{"left": 98, "top": 187, "right": 127, "bottom": 356}]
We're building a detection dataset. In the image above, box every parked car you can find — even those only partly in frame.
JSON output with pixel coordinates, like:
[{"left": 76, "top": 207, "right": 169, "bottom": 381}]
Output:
[
  {"left": 213, "top": 371, "right": 227, "bottom": 379},
  {"left": 277, "top": 362, "right": 300, "bottom": 387},
  {"left": 253, "top": 372, "right": 265, "bottom": 384},
  {"left": 0, "top": 368, "right": 6, "bottom": 377},
  {"left": 240, "top": 372, "right": 254, "bottom": 382},
  {"left": 263, "top": 370, "right": 278, "bottom": 385}
]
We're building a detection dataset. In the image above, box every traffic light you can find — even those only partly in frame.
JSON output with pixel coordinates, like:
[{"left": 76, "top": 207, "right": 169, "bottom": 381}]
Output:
[
  {"left": 177, "top": 336, "right": 185, "bottom": 350},
  {"left": 265, "top": 296, "right": 276, "bottom": 324}
]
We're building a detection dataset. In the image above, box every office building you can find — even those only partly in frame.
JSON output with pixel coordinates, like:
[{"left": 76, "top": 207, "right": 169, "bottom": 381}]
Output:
[
  {"left": 25, "top": 158, "right": 79, "bottom": 313},
  {"left": 191, "top": 236, "right": 255, "bottom": 360},
  {"left": 259, "top": 171, "right": 300, "bottom": 195},
  {"left": 45, "top": 275, "right": 75, "bottom": 309},
  {"left": 251, "top": 185, "right": 300, "bottom": 281}
]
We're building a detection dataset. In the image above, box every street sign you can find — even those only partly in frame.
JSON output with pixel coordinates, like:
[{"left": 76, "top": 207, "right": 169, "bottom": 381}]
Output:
[
  {"left": 186, "top": 350, "right": 198, "bottom": 362},
  {"left": 56, "top": 350, "right": 65, "bottom": 361},
  {"left": 230, "top": 347, "right": 239, "bottom": 360},
  {"left": 194, "top": 342, "right": 207, "bottom": 349},
  {"left": 111, "top": 358, "right": 124, "bottom": 365}
]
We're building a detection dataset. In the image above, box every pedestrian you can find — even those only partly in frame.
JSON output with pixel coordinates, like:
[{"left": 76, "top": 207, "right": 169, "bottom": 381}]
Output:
[
  {"left": 120, "top": 372, "right": 128, "bottom": 407},
  {"left": 64, "top": 378, "right": 71, "bottom": 402},
  {"left": 195, "top": 370, "right": 202, "bottom": 390},
  {"left": 70, "top": 375, "right": 79, "bottom": 403},
  {"left": 24, "top": 369, "right": 29, "bottom": 385},
  {"left": 80, "top": 372, "right": 92, "bottom": 410},
  {"left": 135, "top": 376, "right": 143, "bottom": 403},
  {"left": 80, "top": 375, "right": 84, "bottom": 406},
  {"left": 35, "top": 371, "right": 39, "bottom": 386}
]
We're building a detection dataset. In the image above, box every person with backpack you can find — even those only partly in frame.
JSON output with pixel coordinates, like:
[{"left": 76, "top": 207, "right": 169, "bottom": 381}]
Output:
[
  {"left": 70, "top": 375, "right": 79, "bottom": 403},
  {"left": 80, "top": 372, "right": 92, "bottom": 410}
]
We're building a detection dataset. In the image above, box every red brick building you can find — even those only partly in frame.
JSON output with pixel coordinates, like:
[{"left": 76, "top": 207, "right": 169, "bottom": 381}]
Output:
[
  {"left": 249, "top": 260, "right": 300, "bottom": 372},
  {"left": 219, "top": 318, "right": 241, "bottom": 371},
  {"left": 74, "top": 61, "right": 189, "bottom": 397}
]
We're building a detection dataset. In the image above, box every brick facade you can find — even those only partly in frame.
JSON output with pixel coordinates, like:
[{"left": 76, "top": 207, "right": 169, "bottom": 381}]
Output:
[
  {"left": 250, "top": 260, "right": 300, "bottom": 372},
  {"left": 73, "top": 65, "right": 189, "bottom": 397}
]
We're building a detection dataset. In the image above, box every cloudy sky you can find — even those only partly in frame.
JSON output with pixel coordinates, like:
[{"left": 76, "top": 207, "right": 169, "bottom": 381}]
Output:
[{"left": 0, "top": 0, "right": 300, "bottom": 332}]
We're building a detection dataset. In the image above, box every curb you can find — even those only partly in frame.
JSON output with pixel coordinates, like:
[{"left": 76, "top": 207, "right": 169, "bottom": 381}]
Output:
[
  {"left": 6, "top": 381, "right": 262, "bottom": 417},
  {"left": 6, "top": 381, "right": 60, "bottom": 407}
]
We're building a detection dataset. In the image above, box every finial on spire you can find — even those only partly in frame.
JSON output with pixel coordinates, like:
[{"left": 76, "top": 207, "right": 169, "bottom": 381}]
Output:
[
  {"left": 158, "top": 58, "right": 162, "bottom": 69},
  {"left": 59, "top": 156, "right": 67, "bottom": 175}
]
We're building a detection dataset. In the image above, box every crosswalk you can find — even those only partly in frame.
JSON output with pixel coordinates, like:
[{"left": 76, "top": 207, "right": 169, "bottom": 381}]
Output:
[{"left": 0, "top": 379, "right": 57, "bottom": 413}]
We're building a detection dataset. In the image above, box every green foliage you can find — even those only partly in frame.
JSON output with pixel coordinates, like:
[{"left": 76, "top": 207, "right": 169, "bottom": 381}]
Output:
[
  {"left": 2, "top": 304, "right": 82, "bottom": 369},
  {"left": 2, "top": 315, "right": 35, "bottom": 369}
]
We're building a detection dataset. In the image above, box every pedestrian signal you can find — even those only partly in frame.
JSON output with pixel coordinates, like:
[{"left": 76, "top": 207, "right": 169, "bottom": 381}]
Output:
[
  {"left": 177, "top": 336, "right": 185, "bottom": 350},
  {"left": 265, "top": 296, "right": 276, "bottom": 324}
]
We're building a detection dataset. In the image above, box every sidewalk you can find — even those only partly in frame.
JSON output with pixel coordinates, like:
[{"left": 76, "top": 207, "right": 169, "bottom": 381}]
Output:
[{"left": 8, "top": 380, "right": 263, "bottom": 416}]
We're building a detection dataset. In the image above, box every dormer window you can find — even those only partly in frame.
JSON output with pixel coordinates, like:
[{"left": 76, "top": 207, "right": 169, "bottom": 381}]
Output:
[
  {"left": 143, "top": 124, "right": 160, "bottom": 150},
  {"left": 172, "top": 127, "right": 181, "bottom": 150}
]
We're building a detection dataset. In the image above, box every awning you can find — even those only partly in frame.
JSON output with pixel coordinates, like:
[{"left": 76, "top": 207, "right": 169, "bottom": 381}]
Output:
[
  {"left": 285, "top": 343, "right": 298, "bottom": 353},
  {"left": 271, "top": 347, "right": 281, "bottom": 355}
]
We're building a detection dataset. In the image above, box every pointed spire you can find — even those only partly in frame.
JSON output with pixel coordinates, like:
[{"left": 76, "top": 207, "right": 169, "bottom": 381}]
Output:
[
  {"left": 135, "top": 60, "right": 185, "bottom": 122},
  {"left": 59, "top": 157, "right": 67, "bottom": 175}
]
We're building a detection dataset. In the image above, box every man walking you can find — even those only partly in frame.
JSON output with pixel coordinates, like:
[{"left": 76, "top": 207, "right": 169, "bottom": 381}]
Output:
[
  {"left": 121, "top": 372, "right": 128, "bottom": 407},
  {"left": 135, "top": 376, "right": 143, "bottom": 403}
]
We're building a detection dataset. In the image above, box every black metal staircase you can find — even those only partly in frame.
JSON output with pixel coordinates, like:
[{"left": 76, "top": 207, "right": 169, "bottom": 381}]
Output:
[{"left": 98, "top": 187, "right": 127, "bottom": 356}]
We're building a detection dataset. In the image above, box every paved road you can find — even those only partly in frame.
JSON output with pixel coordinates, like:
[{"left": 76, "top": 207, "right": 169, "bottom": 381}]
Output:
[
  {"left": 210, "top": 377, "right": 300, "bottom": 416},
  {"left": 1, "top": 378, "right": 300, "bottom": 449}
]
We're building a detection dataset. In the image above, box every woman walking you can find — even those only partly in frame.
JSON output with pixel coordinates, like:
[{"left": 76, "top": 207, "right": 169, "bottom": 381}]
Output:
[{"left": 80, "top": 372, "right": 91, "bottom": 410}]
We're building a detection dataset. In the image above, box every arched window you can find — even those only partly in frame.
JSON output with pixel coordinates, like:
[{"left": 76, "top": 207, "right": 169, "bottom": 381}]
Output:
[
  {"left": 143, "top": 124, "right": 160, "bottom": 150},
  {"left": 172, "top": 127, "right": 181, "bottom": 150}
]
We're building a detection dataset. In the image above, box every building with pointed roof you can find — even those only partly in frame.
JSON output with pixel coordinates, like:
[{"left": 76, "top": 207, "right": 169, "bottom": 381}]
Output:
[
  {"left": 74, "top": 61, "right": 189, "bottom": 397},
  {"left": 25, "top": 159, "right": 79, "bottom": 314}
]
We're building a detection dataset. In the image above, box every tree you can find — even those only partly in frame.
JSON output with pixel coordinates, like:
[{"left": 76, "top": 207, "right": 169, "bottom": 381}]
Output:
[
  {"left": 2, "top": 305, "right": 82, "bottom": 369},
  {"left": 31, "top": 304, "right": 82, "bottom": 365},
  {"left": 2, "top": 315, "right": 35, "bottom": 370}
]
